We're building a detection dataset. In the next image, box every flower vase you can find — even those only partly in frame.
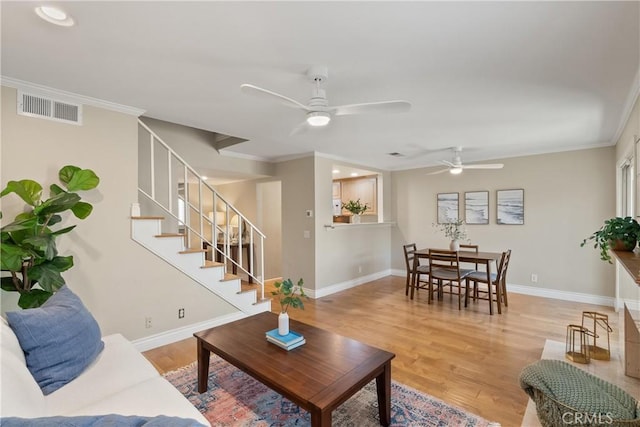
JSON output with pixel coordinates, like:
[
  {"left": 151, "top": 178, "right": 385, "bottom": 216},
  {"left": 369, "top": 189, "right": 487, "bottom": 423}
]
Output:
[
  {"left": 450, "top": 239, "right": 460, "bottom": 251},
  {"left": 351, "top": 214, "right": 361, "bottom": 224},
  {"left": 278, "top": 312, "right": 289, "bottom": 336}
]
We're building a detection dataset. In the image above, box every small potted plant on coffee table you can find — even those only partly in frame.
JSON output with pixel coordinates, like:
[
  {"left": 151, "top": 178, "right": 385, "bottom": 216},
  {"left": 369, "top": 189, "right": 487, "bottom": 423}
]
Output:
[{"left": 271, "top": 278, "right": 306, "bottom": 335}]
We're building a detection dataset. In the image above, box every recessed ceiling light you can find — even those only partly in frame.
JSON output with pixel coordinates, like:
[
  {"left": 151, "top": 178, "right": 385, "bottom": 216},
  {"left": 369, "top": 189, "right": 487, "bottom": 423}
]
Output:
[
  {"left": 35, "top": 6, "right": 75, "bottom": 27},
  {"left": 201, "top": 176, "right": 208, "bottom": 180},
  {"left": 350, "top": 172, "right": 359, "bottom": 177},
  {"left": 332, "top": 169, "right": 340, "bottom": 174}
]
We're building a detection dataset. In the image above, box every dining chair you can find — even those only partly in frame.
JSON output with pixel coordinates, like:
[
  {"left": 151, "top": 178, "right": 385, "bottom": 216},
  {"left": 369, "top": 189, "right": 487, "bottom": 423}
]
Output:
[
  {"left": 459, "top": 244, "right": 481, "bottom": 291},
  {"left": 465, "top": 249, "right": 511, "bottom": 315},
  {"left": 403, "top": 243, "right": 430, "bottom": 298},
  {"left": 499, "top": 249, "right": 512, "bottom": 307},
  {"left": 428, "top": 249, "right": 472, "bottom": 310}
]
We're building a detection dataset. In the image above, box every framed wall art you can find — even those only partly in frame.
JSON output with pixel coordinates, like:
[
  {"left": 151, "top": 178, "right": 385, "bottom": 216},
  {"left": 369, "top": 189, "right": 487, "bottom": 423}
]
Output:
[
  {"left": 437, "top": 192, "right": 459, "bottom": 223},
  {"left": 465, "top": 191, "right": 489, "bottom": 224},
  {"left": 496, "top": 189, "right": 524, "bottom": 225}
]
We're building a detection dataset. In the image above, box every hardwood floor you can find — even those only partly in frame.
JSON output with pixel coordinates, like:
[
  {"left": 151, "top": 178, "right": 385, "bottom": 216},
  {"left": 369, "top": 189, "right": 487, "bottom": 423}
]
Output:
[{"left": 143, "top": 275, "right": 623, "bottom": 426}]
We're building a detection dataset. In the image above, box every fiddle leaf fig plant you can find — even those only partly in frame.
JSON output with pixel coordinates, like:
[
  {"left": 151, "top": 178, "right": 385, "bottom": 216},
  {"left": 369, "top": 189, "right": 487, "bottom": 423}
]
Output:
[
  {"left": 271, "top": 278, "right": 307, "bottom": 313},
  {"left": 0, "top": 165, "right": 100, "bottom": 308},
  {"left": 580, "top": 216, "right": 640, "bottom": 263}
]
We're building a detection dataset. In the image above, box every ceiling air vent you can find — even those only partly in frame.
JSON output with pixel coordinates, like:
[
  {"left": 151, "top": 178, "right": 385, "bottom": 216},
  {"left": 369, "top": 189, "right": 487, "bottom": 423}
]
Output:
[{"left": 17, "top": 90, "right": 82, "bottom": 125}]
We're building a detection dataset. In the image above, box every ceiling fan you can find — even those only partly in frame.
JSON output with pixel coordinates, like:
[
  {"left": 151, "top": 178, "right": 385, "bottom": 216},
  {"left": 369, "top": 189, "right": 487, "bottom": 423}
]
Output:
[
  {"left": 240, "top": 65, "right": 411, "bottom": 132},
  {"left": 427, "top": 147, "right": 504, "bottom": 175}
]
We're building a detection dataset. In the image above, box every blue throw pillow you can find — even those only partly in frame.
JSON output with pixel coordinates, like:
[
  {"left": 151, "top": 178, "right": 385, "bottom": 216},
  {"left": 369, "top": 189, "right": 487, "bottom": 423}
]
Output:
[{"left": 6, "top": 285, "right": 104, "bottom": 395}]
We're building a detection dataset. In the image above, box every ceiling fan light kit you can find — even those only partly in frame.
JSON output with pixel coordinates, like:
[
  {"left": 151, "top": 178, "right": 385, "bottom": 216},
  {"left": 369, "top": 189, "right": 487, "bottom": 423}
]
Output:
[{"left": 306, "top": 111, "right": 331, "bottom": 127}]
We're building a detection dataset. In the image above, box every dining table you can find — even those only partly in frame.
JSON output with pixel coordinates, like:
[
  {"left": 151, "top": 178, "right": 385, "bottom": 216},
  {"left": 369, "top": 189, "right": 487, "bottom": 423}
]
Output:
[{"left": 412, "top": 249, "right": 504, "bottom": 314}]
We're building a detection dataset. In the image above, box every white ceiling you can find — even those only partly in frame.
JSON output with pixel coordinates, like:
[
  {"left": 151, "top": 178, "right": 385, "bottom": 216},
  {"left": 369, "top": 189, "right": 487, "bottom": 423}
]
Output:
[{"left": 2, "top": 1, "right": 639, "bottom": 174}]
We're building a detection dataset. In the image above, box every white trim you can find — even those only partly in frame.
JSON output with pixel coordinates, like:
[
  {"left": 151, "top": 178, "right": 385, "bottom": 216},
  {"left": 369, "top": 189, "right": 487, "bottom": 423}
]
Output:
[
  {"left": 623, "top": 298, "right": 640, "bottom": 312},
  {"left": 1, "top": 76, "right": 146, "bottom": 117},
  {"left": 388, "top": 142, "right": 616, "bottom": 172},
  {"left": 508, "top": 283, "right": 615, "bottom": 307},
  {"left": 323, "top": 222, "right": 395, "bottom": 230},
  {"left": 217, "top": 148, "right": 273, "bottom": 162},
  {"left": 305, "top": 269, "right": 392, "bottom": 299},
  {"left": 391, "top": 268, "right": 407, "bottom": 277},
  {"left": 132, "top": 311, "right": 248, "bottom": 352},
  {"left": 611, "top": 66, "right": 640, "bottom": 146}
]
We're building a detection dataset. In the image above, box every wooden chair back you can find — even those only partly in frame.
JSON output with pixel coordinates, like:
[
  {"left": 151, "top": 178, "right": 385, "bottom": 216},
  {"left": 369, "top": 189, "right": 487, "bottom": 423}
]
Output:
[
  {"left": 403, "top": 243, "right": 418, "bottom": 271},
  {"left": 498, "top": 249, "right": 512, "bottom": 306},
  {"left": 428, "top": 249, "right": 462, "bottom": 280},
  {"left": 460, "top": 244, "right": 479, "bottom": 270}
]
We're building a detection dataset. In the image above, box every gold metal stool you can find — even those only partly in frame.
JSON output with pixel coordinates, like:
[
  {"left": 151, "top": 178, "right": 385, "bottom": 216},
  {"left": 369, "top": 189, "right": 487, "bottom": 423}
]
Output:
[
  {"left": 581, "top": 311, "right": 612, "bottom": 361},
  {"left": 566, "top": 324, "right": 590, "bottom": 364}
]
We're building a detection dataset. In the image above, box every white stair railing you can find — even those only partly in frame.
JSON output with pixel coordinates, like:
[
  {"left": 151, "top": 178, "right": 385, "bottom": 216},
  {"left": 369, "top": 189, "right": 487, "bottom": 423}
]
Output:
[{"left": 137, "top": 119, "right": 266, "bottom": 301}]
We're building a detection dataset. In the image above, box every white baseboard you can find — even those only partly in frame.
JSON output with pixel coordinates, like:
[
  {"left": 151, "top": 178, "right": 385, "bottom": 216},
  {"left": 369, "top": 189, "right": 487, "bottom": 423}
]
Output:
[
  {"left": 305, "top": 269, "right": 393, "bottom": 299},
  {"left": 391, "top": 268, "right": 406, "bottom": 277},
  {"left": 394, "top": 270, "right": 618, "bottom": 307},
  {"left": 507, "top": 283, "right": 615, "bottom": 307},
  {"left": 132, "top": 311, "right": 248, "bottom": 352}
]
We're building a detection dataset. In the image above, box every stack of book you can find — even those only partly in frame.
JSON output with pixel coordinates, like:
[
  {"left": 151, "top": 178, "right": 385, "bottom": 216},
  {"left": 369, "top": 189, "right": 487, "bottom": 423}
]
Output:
[{"left": 265, "top": 329, "right": 305, "bottom": 351}]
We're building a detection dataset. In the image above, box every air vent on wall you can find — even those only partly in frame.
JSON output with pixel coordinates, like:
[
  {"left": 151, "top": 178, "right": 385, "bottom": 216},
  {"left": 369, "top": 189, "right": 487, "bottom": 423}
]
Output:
[{"left": 17, "top": 90, "right": 82, "bottom": 125}]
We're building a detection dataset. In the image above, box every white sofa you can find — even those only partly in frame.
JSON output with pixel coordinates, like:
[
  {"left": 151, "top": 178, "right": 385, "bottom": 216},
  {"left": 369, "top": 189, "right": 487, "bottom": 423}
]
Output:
[{"left": 1, "top": 318, "right": 208, "bottom": 425}]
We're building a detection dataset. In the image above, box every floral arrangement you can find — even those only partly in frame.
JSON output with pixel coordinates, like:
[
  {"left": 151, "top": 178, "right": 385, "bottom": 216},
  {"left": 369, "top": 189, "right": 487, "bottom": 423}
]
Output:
[
  {"left": 433, "top": 219, "right": 469, "bottom": 242},
  {"left": 342, "top": 199, "right": 368, "bottom": 215},
  {"left": 271, "top": 278, "right": 307, "bottom": 313}
]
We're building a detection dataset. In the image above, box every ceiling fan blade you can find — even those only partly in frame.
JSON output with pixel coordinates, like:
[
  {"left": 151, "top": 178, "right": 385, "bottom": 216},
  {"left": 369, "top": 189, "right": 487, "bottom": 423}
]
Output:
[
  {"left": 462, "top": 164, "right": 504, "bottom": 170},
  {"left": 240, "top": 84, "right": 310, "bottom": 111},
  {"left": 440, "top": 160, "right": 457, "bottom": 168},
  {"left": 426, "top": 168, "right": 450, "bottom": 175},
  {"left": 289, "top": 120, "right": 310, "bottom": 136},
  {"left": 331, "top": 100, "right": 411, "bottom": 116}
]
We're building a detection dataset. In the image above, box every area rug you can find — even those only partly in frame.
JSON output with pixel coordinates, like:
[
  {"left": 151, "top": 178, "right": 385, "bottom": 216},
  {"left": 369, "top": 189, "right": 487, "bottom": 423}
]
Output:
[{"left": 163, "top": 355, "right": 499, "bottom": 427}]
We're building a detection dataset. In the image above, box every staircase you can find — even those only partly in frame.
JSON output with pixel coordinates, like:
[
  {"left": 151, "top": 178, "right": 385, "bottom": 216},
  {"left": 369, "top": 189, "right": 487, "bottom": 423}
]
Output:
[{"left": 132, "top": 119, "right": 271, "bottom": 315}]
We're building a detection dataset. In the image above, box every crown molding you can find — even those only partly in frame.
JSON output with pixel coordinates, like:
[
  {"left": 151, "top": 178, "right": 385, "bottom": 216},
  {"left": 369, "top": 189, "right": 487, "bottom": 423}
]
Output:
[{"left": 1, "top": 76, "right": 146, "bottom": 117}]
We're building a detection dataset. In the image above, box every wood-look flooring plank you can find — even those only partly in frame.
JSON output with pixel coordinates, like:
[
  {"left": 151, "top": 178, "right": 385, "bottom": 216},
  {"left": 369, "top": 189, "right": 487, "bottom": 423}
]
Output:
[{"left": 143, "top": 275, "right": 623, "bottom": 426}]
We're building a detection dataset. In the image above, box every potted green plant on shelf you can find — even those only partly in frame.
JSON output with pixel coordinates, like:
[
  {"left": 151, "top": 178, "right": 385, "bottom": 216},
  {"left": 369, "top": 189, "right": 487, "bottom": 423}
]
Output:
[
  {"left": 271, "top": 278, "right": 306, "bottom": 335},
  {"left": 581, "top": 216, "right": 640, "bottom": 263},
  {"left": 0, "top": 165, "right": 100, "bottom": 308},
  {"left": 342, "top": 199, "right": 368, "bottom": 224},
  {"left": 433, "top": 219, "right": 469, "bottom": 251}
]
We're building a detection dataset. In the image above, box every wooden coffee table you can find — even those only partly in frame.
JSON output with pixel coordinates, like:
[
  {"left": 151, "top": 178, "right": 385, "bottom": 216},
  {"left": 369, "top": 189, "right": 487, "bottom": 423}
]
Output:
[{"left": 194, "top": 312, "right": 395, "bottom": 427}]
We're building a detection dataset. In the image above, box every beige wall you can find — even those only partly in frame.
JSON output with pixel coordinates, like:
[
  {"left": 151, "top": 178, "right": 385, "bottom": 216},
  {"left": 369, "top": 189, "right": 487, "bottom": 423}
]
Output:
[
  {"left": 141, "top": 117, "right": 275, "bottom": 179},
  {"left": 1, "top": 86, "right": 237, "bottom": 339},
  {"left": 275, "top": 156, "right": 316, "bottom": 289},
  {"left": 391, "top": 147, "right": 616, "bottom": 297},
  {"left": 314, "top": 156, "right": 392, "bottom": 289},
  {"left": 256, "top": 180, "right": 282, "bottom": 280}
]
